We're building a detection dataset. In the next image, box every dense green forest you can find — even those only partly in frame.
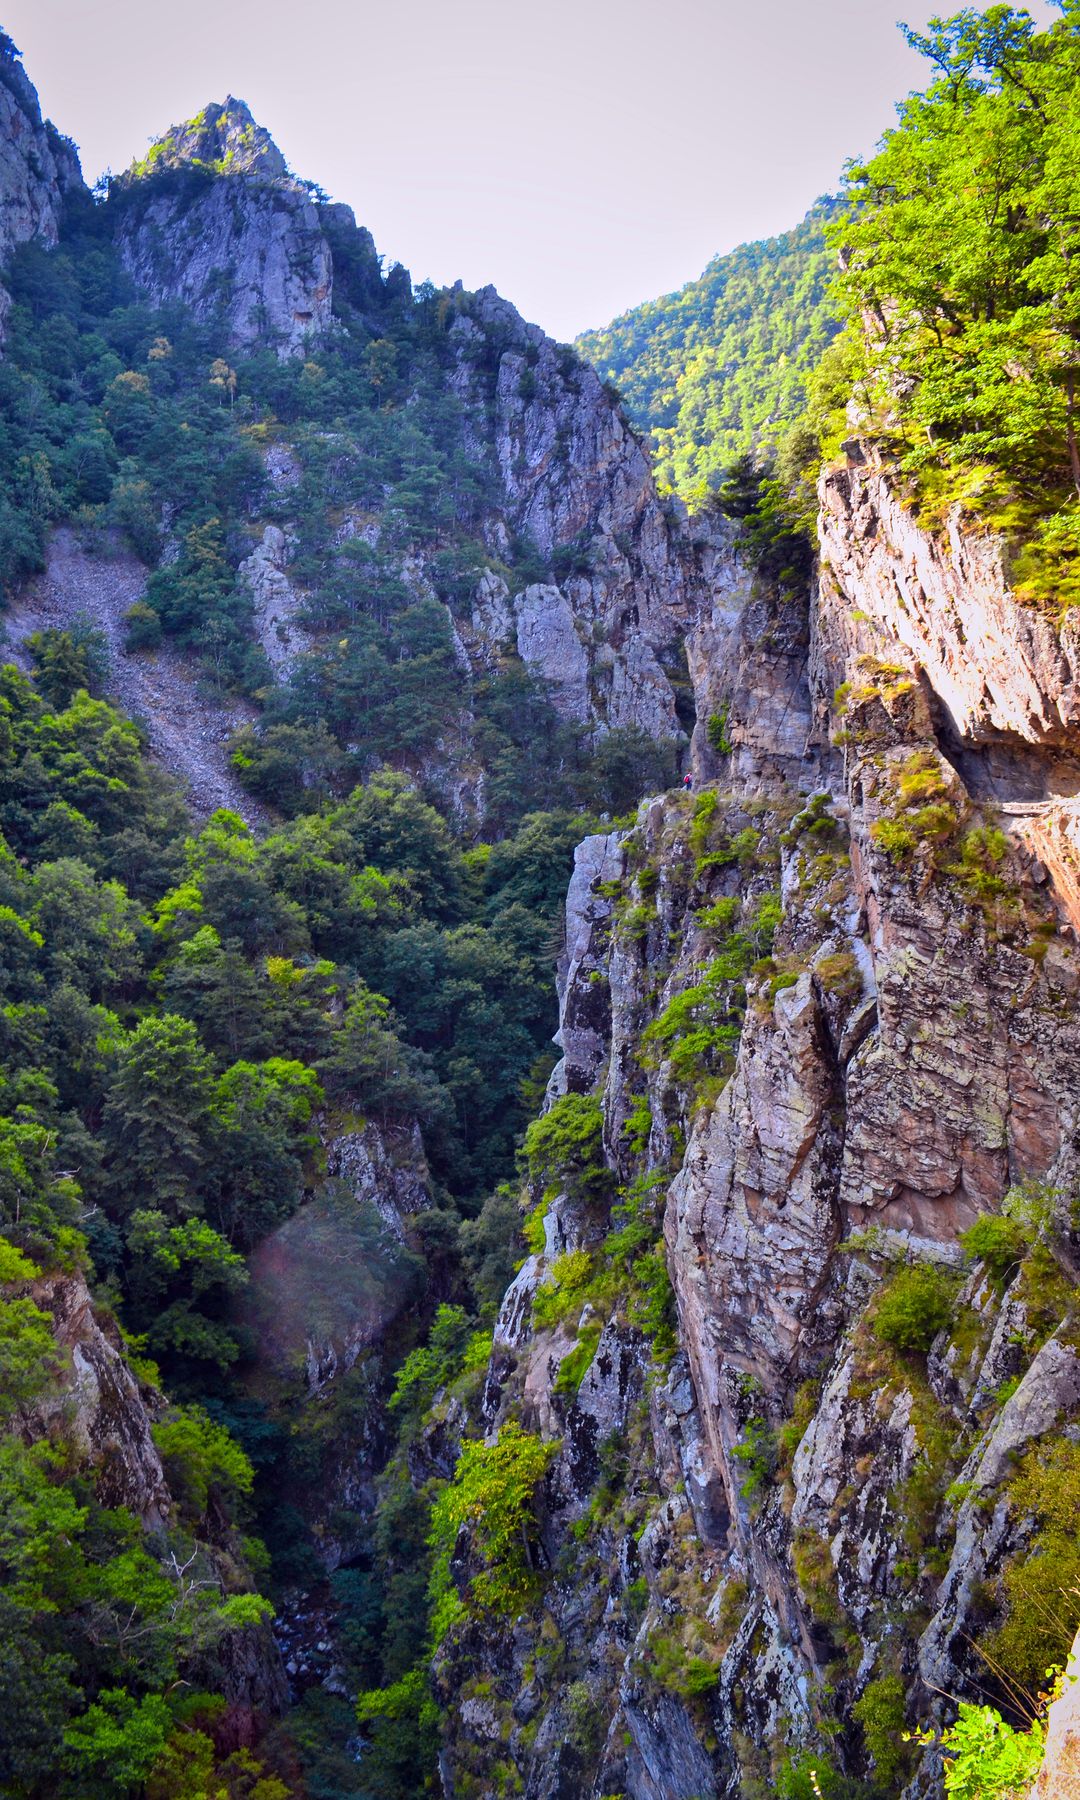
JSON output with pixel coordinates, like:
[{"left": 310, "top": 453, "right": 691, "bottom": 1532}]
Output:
[
  {"left": 0, "top": 638, "right": 596, "bottom": 1794},
  {"left": 582, "top": 0, "right": 1080, "bottom": 615},
  {"left": 576, "top": 203, "right": 839, "bottom": 503}
]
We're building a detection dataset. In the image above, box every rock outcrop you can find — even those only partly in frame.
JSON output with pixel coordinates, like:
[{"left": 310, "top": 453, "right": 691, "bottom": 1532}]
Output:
[
  {"left": 450, "top": 287, "right": 703, "bottom": 743},
  {"left": 112, "top": 99, "right": 333, "bottom": 357},
  {"left": 22, "top": 1269, "right": 171, "bottom": 1528},
  {"left": 0, "top": 35, "right": 83, "bottom": 338}
]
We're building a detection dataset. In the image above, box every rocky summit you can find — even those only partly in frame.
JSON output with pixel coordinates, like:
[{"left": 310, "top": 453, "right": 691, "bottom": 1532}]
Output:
[{"left": 0, "top": 13, "right": 1079, "bottom": 1800}]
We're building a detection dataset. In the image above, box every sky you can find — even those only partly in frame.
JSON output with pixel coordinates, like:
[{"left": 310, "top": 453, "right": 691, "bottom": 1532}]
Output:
[{"left": 6, "top": 0, "right": 1061, "bottom": 343}]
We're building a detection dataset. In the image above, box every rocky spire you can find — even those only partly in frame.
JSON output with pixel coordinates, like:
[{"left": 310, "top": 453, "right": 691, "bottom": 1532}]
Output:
[
  {"left": 111, "top": 96, "right": 333, "bottom": 357},
  {"left": 121, "top": 96, "right": 289, "bottom": 184}
]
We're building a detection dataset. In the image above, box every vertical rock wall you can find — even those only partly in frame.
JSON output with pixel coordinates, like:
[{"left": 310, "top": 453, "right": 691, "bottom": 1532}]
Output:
[
  {"left": 440, "top": 455, "right": 1080, "bottom": 1797},
  {"left": 0, "top": 38, "right": 83, "bottom": 341}
]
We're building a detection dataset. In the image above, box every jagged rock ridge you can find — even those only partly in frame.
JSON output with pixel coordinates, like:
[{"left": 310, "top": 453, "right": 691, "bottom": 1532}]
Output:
[{"left": 441, "top": 451, "right": 1080, "bottom": 1796}]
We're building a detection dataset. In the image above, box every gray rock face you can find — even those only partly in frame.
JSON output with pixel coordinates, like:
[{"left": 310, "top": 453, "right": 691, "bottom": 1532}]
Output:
[
  {"left": 547, "top": 830, "right": 622, "bottom": 1097},
  {"left": 244, "top": 1116, "right": 431, "bottom": 1397},
  {"left": 112, "top": 99, "right": 332, "bottom": 356},
  {"left": 450, "top": 287, "right": 705, "bottom": 742},
  {"left": 685, "top": 513, "right": 819, "bottom": 792},
  {"left": 819, "top": 458, "right": 1080, "bottom": 749},
  {"left": 818, "top": 455, "right": 1080, "bottom": 928},
  {"left": 1031, "top": 1631, "right": 1080, "bottom": 1800},
  {"left": 512, "top": 582, "right": 593, "bottom": 721},
  {"left": 25, "top": 1271, "right": 171, "bottom": 1529},
  {"left": 920, "top": 1335, "right": 1080, "bottom": 1694},
  {"left": 0, "top": 41, "right": 84, "bottom": 340},
  {"left": 238, "top": 522, "right": 310, "bottom": 677},
  {"left": 447, "top": 446, "right": 1080, "bottom": 1796}
]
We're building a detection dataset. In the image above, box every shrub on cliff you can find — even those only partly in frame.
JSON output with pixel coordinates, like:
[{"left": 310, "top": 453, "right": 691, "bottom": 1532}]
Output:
[
  {"left": 959, "top": 1212, "right": 1028, "bottom": 1284},
  {"left": 524, "top": 1092, "right": 610, "bottom": 1204},
  {"left": 986, "top": 1437, "right": 1080, "bottom": 1695},
  {"left": 872, "top": 1262, "right": 956, "bottom": 1353},
  {"left": 428, "top": 1423, "right": 558, "bottom": 1618}
]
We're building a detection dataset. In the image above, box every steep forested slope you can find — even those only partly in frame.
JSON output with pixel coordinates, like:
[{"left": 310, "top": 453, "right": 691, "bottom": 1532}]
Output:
[{"left": 576, "top": 203, "right": 838, "bottom": 500}]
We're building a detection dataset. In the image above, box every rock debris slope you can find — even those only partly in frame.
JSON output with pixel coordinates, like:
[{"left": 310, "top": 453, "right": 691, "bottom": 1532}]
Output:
[{"left": 4, "top": 526, "right": 264, "bottom": 824}]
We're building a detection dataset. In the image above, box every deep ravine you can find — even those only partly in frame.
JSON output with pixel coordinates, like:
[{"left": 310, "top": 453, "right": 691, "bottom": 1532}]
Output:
[{"left": 1, "top": 26, "right": 1079, "bottom": 1800}]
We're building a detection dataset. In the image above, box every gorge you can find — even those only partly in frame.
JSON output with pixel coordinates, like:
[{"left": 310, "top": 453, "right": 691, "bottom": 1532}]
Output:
[{"left": 0, "top": 13, "right": 1078, "bottom": 1800}]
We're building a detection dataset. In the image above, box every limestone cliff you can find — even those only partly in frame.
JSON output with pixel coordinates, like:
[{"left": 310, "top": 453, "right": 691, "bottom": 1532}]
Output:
[
  {"left": 111, "top": 99, "right": 334, "bottom": 357},
  {"left": 434, "top": 455, "right": 1080, "bottom": 1797},
  {"left": 0, "top": 34, "right": 82, "bottom": 339},
  {"left": 449, "top": 287, "right": 701, "bottom": 742},
  {"left": 231, "top": 274, "right": 705, "bottom": 830}
]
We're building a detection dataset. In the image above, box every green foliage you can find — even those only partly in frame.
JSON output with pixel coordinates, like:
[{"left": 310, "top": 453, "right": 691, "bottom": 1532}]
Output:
[
  {"left": 828, "top": 6, "right": 1080, "bottom": 608},
  {"left": 621, "top": 1095, "right": 653, "bottom": 1156},
  {"left": 63, "top": 1688, "right": 173, "bottom": 1799},
  {"left": 776, "top": 1750, "right": 855, "bottom": 1800},
  {"left": 428, "top": 1423, "right": 558, "bottom": 1618},
  {"left": 0, "top": 1238, "right": 40, "bottom": 1282},
  {"left": 639, "top": 890, "right": 779, "bottom": 1098},
  {"left": 455, "top": 1188, "right": 522, "bottom": 1317},
  {"left": 706, "top": 706, "right": 733, "bottom": 755},
  {"left": 0, "top": 1291, "right": 63, "bottom": 1419},
  {"left": 603, "top": 1170, "right": 677, "bottom": 1354},
  {"left": 524, "top": 1092, "right": 610, "bottom": 1204},
  {"left": 152, "top": 1403, "right": 255, "bottom": 1521},
  {"left": 871, "top": 817, "right": 919, "bottom": 860},
  {"left": 853, "top": 1674, "right": 911, "bottom": 1789},
  {"left": 1002, "top": 1176, "right": 1061, "bottom": 1239},
  {"left": 815, "top": 950, "right": 862, "bottom": 1000},
  {"left": 532, "top": 1248, "right": 596, "bottom": 1331},
  {"left": 576, "top": 202, "right": 839, "bottom": 501},
  {"left": 645, "top": 1629, "right": 719, "bottom": 1701},
  {"left": 554, "top": 1322, "right": 602, "bottom": 1394},
  {"left": 960, "top": 1212, "right": 1028, "bottom": 1283},
  {"left": 0, "top": 1428, "right": 270, "bottom": 1797},
  {"left": 710, "top": 453, "right": 816, "bottom": 594},
  {"left": 731, "top": 1413, "right": 778, "bottom": 1503},
  {"left": 872, "top": 1262, "right": 956, "bottom": 1353},
  {"left": 937, "top": 1701, "right": 1046, "bottom": 1800},
  {"left": 946, "top": 827, "right": 1010, "bottom": 906},
  {"left": 389, "top": 1302, "right": 477, "bottom": 1431},
  {"left": 987, "top": 1436, "right": 1080, "bottom": 1694}
]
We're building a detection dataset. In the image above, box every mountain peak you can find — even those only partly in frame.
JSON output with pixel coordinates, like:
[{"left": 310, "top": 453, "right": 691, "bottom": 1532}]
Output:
[{"left": 127, "top": 97, "right": 290, "bottom": 184}]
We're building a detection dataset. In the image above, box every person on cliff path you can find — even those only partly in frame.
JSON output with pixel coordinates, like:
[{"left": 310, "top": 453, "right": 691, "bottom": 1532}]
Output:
[{"left": 682, "top": 772, "right": 693, "bottom": 790}]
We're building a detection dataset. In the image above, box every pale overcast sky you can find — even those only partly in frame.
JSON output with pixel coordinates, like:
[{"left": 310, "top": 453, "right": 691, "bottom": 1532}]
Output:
[{"left": 5, "top": 0, "right": 1060, "bottom": 342}]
